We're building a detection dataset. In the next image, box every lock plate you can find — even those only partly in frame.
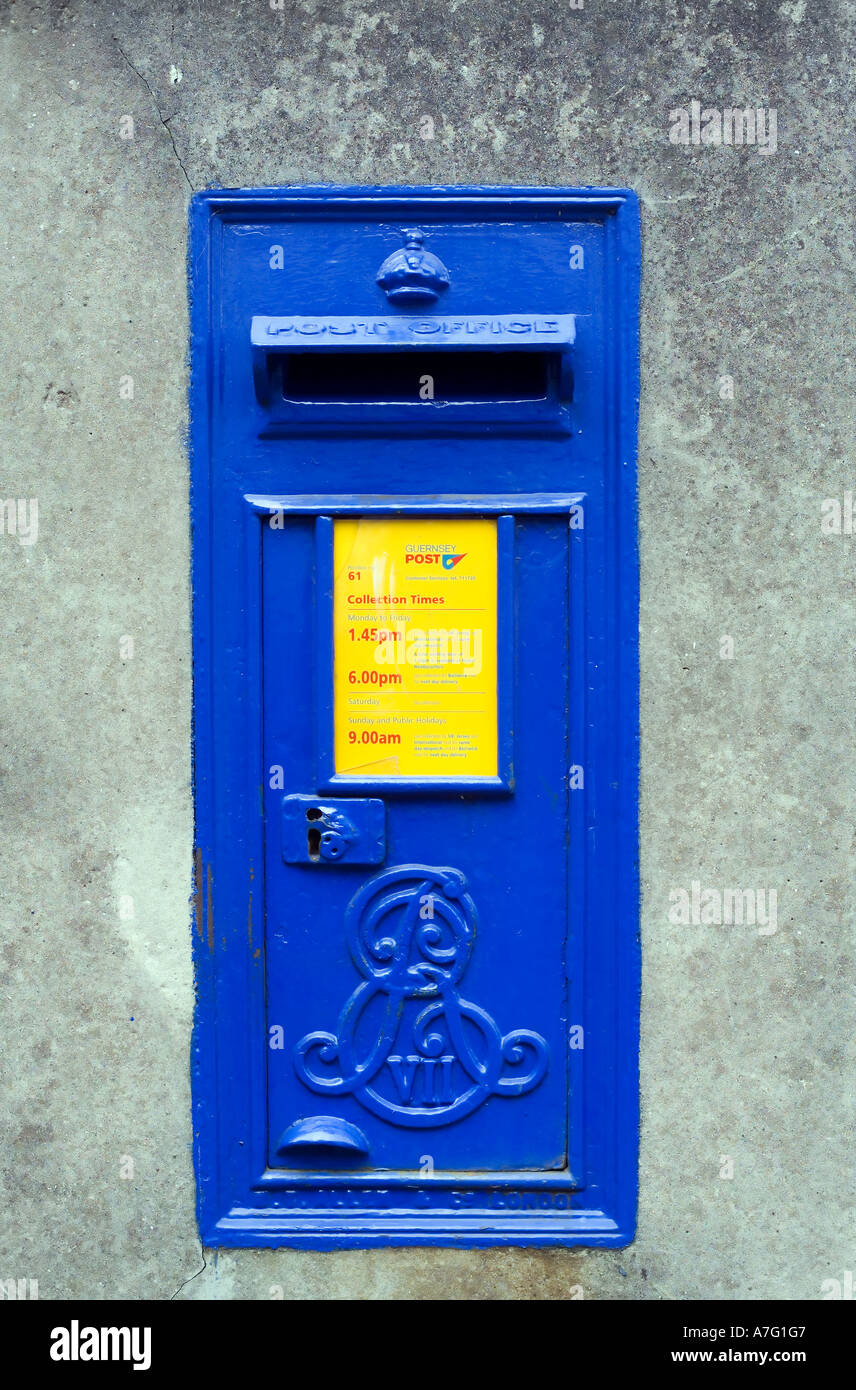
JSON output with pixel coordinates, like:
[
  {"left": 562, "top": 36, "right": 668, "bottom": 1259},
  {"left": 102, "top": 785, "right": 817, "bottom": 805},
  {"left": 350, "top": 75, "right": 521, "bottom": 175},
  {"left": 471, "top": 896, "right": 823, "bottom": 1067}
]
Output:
[{"left": 281, "top": 794, "right": 386, "bottom": 865}]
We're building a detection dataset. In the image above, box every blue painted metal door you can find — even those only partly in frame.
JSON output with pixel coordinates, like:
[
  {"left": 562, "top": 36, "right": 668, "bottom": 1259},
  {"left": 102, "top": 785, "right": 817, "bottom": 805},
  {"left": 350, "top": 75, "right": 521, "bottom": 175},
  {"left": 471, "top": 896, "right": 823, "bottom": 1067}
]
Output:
[{"left": 263, "top": 512, "right": 571, "bottom": 1172}]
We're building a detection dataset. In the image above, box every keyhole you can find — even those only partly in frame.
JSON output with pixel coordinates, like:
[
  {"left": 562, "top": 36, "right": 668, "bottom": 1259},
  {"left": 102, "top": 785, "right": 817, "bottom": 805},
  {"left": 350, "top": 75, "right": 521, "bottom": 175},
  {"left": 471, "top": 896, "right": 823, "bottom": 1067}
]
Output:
[{"left": 306, "top": 807, "right": 323, "bottom": 861}]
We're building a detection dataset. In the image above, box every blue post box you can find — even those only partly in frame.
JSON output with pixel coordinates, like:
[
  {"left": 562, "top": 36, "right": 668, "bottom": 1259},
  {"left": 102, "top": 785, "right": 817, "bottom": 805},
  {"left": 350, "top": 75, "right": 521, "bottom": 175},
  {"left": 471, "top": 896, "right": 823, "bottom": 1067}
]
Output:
[{"left": 190, "top": 186, "right": 640, "bottom": 1248}]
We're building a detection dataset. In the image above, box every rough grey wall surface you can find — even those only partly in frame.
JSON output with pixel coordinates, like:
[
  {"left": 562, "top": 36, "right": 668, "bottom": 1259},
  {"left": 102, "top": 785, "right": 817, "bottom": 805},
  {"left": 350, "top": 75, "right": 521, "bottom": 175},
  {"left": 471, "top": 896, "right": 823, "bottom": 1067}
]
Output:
[{"left": 1, "top": 0, "right": 853, "bottom": 1300}]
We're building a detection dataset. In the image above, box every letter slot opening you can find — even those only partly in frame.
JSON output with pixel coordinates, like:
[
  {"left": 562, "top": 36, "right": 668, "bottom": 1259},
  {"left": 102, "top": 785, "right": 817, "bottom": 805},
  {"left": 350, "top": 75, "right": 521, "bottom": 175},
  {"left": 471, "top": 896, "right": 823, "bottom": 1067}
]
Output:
[
  {"left": 250, "top": 314, "right": 576, "bottom": 414},
  {"left": 278, "top": 349, "right": 558, "bottom": 403}
]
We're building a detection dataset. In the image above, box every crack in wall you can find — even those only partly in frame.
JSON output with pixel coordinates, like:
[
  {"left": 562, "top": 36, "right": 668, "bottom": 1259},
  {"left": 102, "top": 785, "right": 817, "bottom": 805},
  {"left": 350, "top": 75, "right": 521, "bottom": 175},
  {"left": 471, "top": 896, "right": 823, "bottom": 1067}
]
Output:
[
  {"left": 113, "top": 38, "right": 194, "bottom": 194},
  {"left": 169, "top": 1245, "right": 207, "bottom": 1300}
]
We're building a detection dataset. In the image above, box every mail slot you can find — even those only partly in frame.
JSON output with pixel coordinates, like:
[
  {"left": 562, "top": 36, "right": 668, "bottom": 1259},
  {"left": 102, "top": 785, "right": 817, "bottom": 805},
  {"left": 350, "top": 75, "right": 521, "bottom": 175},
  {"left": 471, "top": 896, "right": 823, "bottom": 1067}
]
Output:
[{"left": 190, "top": 186, "right": 640, "bottom": 1248}]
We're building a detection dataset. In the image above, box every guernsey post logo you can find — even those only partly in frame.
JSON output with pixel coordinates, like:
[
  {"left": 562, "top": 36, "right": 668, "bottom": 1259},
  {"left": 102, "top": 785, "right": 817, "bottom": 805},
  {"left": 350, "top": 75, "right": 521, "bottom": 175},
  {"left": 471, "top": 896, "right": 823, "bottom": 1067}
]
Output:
[{"left": 405, "top": 544, "right": 466, "bottom": 569}]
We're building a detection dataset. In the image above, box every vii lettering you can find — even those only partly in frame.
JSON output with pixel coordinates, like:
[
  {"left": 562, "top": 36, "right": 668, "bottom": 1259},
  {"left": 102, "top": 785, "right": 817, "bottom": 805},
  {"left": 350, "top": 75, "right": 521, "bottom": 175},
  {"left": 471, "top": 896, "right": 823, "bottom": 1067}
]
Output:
[{"left": 387, "top": 1054, "right": 456, "bottom": 1106}]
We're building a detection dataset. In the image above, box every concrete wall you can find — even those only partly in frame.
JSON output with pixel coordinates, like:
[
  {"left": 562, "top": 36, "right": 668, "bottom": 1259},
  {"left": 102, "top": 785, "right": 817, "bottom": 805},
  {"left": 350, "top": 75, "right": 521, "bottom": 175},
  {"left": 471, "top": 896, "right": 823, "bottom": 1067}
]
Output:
[{"left": 1, "top": 0, "right": 853, "bottom": 1299}]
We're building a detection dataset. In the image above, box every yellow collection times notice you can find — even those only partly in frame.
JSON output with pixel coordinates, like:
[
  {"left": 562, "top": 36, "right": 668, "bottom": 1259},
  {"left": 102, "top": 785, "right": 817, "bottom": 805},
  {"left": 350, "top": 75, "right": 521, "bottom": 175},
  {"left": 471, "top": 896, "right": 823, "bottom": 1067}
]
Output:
[{"left": 333, "top": 517, "right": 498, "bottom": 778}]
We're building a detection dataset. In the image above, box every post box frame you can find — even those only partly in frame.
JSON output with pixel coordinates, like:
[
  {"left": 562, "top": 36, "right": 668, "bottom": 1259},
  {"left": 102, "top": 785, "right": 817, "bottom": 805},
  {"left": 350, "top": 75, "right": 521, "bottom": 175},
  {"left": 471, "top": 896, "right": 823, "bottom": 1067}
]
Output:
[{"left": 189, "top": 186, "right": 640, "bottom": 1248}]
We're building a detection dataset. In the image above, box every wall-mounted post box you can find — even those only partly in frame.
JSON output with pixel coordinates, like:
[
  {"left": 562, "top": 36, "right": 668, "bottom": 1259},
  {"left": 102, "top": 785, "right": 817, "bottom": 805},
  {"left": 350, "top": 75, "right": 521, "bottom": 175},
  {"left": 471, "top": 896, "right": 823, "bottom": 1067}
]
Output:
[{"left": 190, "top": 186, "right": 640, "bottom": 1248}]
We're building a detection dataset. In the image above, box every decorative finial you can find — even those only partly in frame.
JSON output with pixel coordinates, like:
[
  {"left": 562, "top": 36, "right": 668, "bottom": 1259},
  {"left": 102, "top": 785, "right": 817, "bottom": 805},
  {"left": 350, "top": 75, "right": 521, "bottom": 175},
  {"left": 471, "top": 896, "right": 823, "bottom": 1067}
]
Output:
[{"left": 376, "top": 227, "right": 451, "bottom": 305}]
